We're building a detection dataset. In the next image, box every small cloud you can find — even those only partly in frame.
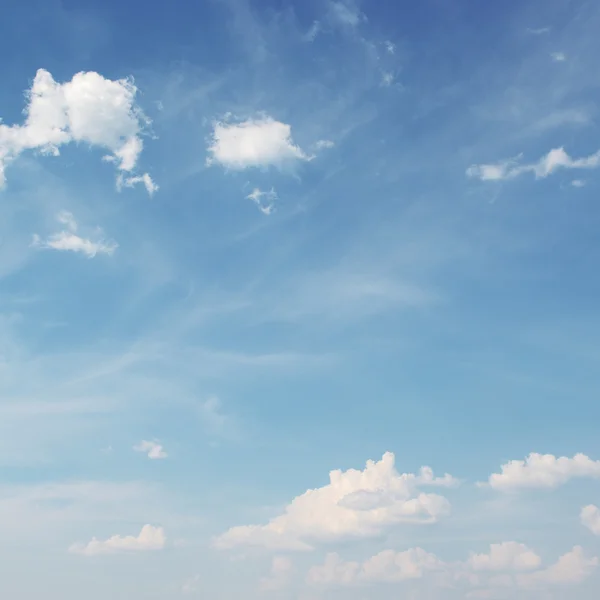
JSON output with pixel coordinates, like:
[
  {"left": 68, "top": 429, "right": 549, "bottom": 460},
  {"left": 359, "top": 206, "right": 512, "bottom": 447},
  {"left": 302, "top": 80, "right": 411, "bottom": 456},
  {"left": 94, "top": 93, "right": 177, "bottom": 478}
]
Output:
[
  {"left": 69, "top": 524, "right": 166, "bottom": 556},
  {"left": 581, "top": 505, "right": 600, "bottom": 535},
  {"left": 381, "top": 72, "right": 395, "bottom": 87},
  {"left": 246, "top": 187, "right": 277, "bottom": 215},
  {"left": 551, "top": 52, "right": 566, "bottom": 62},
  {"left": 384, "top": 40, "right": 395, "bottom": 54},
  {"left": 304, "top": 20, "right": 320, "bottom": 42},
  {"left": 133, "top": 440, "right": 168, "bottom": 460},
  {"left": 527, "top": 27, "right": 550, "bottom": 35},
  {"left": 571, "top": 179, "right": 586, "bottom": 187},
  {"left": 328, "top": 0, "right": 364, "bottom": 28},
  {"left": 117, "top": 172, "right": 159, "bottom": 196},
  {"left": 467, "top": 542, "right": 542, "bottom": 572},
  {"left": 31, "top": 211, "right": 117, "bottom": 258},
  {"left": 206, "top": 116, "right": 311, "bottom": 171},
  {"left": 259, "top": 556, "right": 294, "bottom": 591},
  {"left": 315, "top": 139, "right": 335, "bottom": 150}
]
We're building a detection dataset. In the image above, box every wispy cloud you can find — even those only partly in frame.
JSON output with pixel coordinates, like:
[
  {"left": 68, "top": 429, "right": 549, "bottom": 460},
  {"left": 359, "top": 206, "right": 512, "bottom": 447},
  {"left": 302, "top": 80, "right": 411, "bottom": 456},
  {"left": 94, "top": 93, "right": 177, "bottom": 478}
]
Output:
[
  {"left": 31, "top": 211, "right": 117, "bottom": 258},
  {"left": 246, "top": 187, "right": 277, "bottom": 215},
  {"left": 467, "top": 147, "right": 600, "bottom": 182}
]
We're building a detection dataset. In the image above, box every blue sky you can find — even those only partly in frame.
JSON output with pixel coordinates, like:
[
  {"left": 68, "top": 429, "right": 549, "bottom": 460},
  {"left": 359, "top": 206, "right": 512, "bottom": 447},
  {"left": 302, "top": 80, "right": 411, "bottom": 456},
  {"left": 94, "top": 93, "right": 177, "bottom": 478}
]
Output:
[{"left": 1, "top": 0, "right": 600, "bottom": 598}]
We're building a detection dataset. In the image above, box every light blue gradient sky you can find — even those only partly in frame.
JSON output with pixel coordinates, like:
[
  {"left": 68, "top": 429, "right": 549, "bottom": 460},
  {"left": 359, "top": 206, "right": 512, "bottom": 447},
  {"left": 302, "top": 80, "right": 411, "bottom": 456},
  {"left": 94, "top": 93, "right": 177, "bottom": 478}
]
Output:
[{"left": 1, "top": 0, "right": 600, "bottom": 598}]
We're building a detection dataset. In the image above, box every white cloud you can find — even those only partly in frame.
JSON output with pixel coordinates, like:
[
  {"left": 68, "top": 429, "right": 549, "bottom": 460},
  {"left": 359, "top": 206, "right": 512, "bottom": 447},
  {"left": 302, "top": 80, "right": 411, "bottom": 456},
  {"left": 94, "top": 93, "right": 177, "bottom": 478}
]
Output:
[
  {"left": 259, "top": 556, "right": 294, "bottom": 591},
  {"left": 384, "top": 40, "right": 396, "bottom": 54},
  {"left": 117, "top": 172, "right": 159, "bottom": 196},
  {"left": 517, "top": 546, "right": 598, "bottom": 586},
  {"left": 329, "top": 1, "right": 363, "bottom": 28},
  {"left": 551, "top": 52, "right": 567, "bottom": 62},
  {"left": 0, "top": 68, "right": 155, "bottom": 192},
  {"left": 467, "top": 542, "right": 541, "bottom": 572},
  {"left": 31, "top": 211, "right": 117, "bottom": 258},
  {"left": 246, "top": 187, "right": 277, "bottom": 215},
  {"left": 572, "top": 179, "right": 586, "bottom": 187},
  {"left": 581, "top": 505, "right": 600, "bottom": 535},
  {"left": 314, "top": 139, "right": 334, "bottom": 150},
  {"left": 214, "top": 452, "right": 457, "bottom": 551},
  {"left": 207, "top": 116, "right": 311, "bottom": 171},
  {"left": 133, "top": 440, "right": 167, "bottom": 460},
  {"left": 307, "top": 548, "right": 443, "bottom": 586},
  {"left": 483, "top": 452, "right": 600, "bottom": 491},
  {"left": 467, "top": 147, "right": 600, "bottom": 182},
  {"left": 69, "top": 524, "right": 166, "bottom": 556}
]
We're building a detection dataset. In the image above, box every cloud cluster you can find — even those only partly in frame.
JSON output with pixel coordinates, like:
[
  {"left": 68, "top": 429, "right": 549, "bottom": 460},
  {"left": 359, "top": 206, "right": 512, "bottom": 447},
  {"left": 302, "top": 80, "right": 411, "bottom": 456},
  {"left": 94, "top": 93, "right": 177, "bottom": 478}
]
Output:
[
  {"left": 214, "top": 452, "right": 457, "bottom": 551},
  {"left": 0, "top": 68, "right": 156, "bottom": 193},
  {"left": 467, "top": 147, "right": 600, "bottom": 182},
  {"left": 306, "top": 543, "right": 597, "bottom": 591},
  {"left": 31, "top": 211, "right": 117, "bottom": 258},
  {"left": 69, "top": 524, "right": 166, "bottom": 556},
  {"left": 482, "top": 453, "right": 600, "bottom": 491},
  {"left": 246, "top": 187, "right": 277, "bottom": 215}
]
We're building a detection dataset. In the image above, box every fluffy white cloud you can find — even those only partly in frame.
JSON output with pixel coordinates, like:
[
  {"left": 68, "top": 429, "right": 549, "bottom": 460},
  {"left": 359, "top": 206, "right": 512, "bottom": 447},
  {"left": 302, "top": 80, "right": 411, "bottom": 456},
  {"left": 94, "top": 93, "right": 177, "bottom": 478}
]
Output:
[
  {"left": 467, "top": 147, "right": 600, "bottom": 181},
  {"left": 117, "top": 172, "right": 159, "bottom": 196},
  {"left": 133, "top": 440, "right": 167, "bottom": 460},
  {"left": 69, "top": 524, "right": 166, "bottom": 556},
  {"left": 483, "top": 452, "right": 600, "bottom": 491},
  {"left": 246, "top": 187, "right": 277, "bottom": 215},
  {"left": 309, "top": 548, "right": 443, "bottom": 586},
  {"left": 207, "top": 116, "right": 311, "bottom": 171},
  {"left": 467, "top": 542, "right": 541, "bottom": 572},
  {"left": 0, "top": 68, "right": 155, "bottom": 192},
  {"left": 581, "top": 505, "right": 600, "bottom": 535},
  {"left": 517, "top": 546, "right": 598, "bottom": 586},
  {"left": 31, "top": 211, "right": 117, "bottom": 258},
  {"left": 214, "top": 452, "right": 457, "bottom": 551}
]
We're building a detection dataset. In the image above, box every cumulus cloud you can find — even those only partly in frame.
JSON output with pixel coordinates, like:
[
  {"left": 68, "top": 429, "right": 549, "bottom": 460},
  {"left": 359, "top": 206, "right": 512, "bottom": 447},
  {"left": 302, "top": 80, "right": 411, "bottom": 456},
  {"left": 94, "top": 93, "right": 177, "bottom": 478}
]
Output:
[
  {"left": 246, "top": 187, "right": 277, "bottom": 215},
  {"left": 517, "top": 546, "right": 598, "bottom": 587},
  {"left": 31, "top": 211, "right": 117, "bottom": 258},
  {"left": 307, "top": 548, "right": 443, "bottom": 586},
  {"left": 133, "top": 440, "right": 167, "bottom": 460},
  {"left": 467, "top": 147, "right": 600, "bottom": 182},
  {"left": 0, "top": 68, "right": 155, "bottom": 192},
  {"left": 483, "top": 452, "right": 600, "bottom": 491},
  {"left": 69, "top": 524, "right": 166, "bottom": 555},
  {"left": 206, "top": 116, "right": 311, "bottom": 171},
  {"left": 214, "top": 452, "right": 457, "bottom": 551},
  {"left": 467, "top": 542, "right": 541, "bottom": 572},
  {"left": 581, "top": 505, "right": 600, "bottom": 535}
]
